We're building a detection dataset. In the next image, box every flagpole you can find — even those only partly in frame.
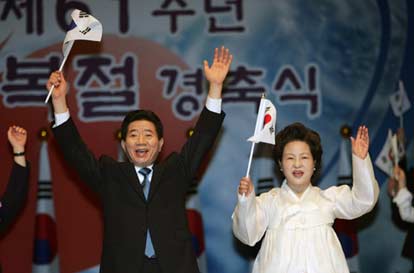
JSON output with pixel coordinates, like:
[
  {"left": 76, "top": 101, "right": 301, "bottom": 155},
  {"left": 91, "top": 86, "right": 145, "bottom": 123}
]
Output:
[
  {"left": 245, "top": 94, "right": 265, "bottom": 178},
  {"left": 44, "top": 41, "right": 74, "bottom": 103},
  {"left": 245, "top": 142, "right": 256, "bottom": 178},
  {"left": 243, "top": 94, "right": 266, "bottom": 197}
]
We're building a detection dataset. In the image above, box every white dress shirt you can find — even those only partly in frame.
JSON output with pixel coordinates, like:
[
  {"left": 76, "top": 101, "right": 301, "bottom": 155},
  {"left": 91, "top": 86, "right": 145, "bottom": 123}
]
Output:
[{"left": 136, "top": 165, "right": 153, "bottom": 185}]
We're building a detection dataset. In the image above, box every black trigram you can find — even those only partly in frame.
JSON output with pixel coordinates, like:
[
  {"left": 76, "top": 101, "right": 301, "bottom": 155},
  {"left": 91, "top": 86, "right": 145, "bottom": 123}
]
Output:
[
  {"left": 79, "top": 27, "right": 91, "bottom": 35},
  {"left": 79, "top": 11, "right": 89, "bottom": 18},
  {"left": 38, "top": 180, "right": 52, "bottom": 199}
]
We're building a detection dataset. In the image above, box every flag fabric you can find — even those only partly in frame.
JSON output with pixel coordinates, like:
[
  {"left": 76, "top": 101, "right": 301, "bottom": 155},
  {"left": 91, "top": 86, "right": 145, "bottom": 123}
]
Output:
[
  {"left": 374, "top": 129, "right": 395, "bottom": 177},
  {"left": 247, "top": 98, "right": 277, "bottom": 145},
  {"left": 62, "top": 9, "right": 103, "bottom": 58},
  {"left": 44, "top": 9, "right": 102, "bottom": 103},
  {"left": 186, "top": 183, "right": 208, "bottom": 273},
  {"left": 389, "top": 80, "right": 411, "bottom": 117},
  {"left": 333, "top": 138, "right": 360, "bottom": 273},
  {"left": 32, "top": 141, "right": 60, "bottom": 273}
]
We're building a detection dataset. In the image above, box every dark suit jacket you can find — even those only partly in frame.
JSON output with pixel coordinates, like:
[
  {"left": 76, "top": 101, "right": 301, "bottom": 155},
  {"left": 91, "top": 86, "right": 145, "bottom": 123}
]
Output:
[
  {"left": 0, "top": 162, "right": 30, "bottom": 235},
  {"left": 53, "top": 107, "right": 225, "bottom": 273}
]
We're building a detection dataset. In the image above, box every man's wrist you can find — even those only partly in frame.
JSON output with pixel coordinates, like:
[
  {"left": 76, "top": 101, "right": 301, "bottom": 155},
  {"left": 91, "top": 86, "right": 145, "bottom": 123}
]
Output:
[
  {"left": 208, "top": 83, "right": 223, "bottom": 99},
  {"left": 13, "top": 151, "right": 25, "bottom": 156}
]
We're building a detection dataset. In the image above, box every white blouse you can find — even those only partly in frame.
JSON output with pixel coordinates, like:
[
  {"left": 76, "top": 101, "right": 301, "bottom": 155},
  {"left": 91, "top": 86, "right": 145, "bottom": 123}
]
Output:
[
  {"left": 393, "top": 187, "right": 414, "bottom": 223},
  {"left": 232, "top": 155, "right": 379, "bottom": 273}
]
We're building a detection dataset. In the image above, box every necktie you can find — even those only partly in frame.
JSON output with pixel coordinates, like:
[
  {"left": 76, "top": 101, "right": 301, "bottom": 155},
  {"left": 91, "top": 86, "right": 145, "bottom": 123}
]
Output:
[{"left": 138, "top": 167, "right": 155, "bottom": 257}]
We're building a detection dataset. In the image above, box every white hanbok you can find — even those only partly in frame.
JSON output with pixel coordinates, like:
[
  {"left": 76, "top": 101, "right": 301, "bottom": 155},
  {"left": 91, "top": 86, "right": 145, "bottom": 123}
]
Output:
[
  {"left": 232, "top": 155, "right": 379, "bottom": 273},
  {"left": 393, "top": 187, "right": 414, "bottom": 223}
]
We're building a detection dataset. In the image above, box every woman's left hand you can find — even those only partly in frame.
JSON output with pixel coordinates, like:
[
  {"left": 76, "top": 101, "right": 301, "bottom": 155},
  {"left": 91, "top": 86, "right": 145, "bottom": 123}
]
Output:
[{"left": 351, "top": 125, "right": 369, "bottom": 159}]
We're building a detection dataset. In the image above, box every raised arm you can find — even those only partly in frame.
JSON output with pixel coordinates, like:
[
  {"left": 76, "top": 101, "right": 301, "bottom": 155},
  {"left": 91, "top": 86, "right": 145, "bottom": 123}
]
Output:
[
  {"left": 0, "top": 126, "right": 30, "bottom": 233},
  {"left": 330, "top": 125, "right": 379, "bottom": 219},
  {"left": 178, "top": 47, "right": 231, "bottom": 178},
  {"left": 46, "top": 71, "right": 104, "bottom": 193}
]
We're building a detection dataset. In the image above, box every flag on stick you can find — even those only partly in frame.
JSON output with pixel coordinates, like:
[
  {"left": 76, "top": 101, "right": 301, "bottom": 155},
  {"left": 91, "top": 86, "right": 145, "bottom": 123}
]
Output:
[
  {"left": 245, "top": 96, "right": 277, "bottom": 178},
  {"left": 389, "top": 81, "right": 411, "bottom": 117},
  {"left": 375, "top": 129, "right": 396, "bottom": 177},
  {"left": 44, "top": 9, "right": 103, "bottom": 103},
  {"left": 389, "top": 80, "right": 411, "bottom": 128},
  {"left": 247, "top": 98, "right": 276, "bottom": 145}
]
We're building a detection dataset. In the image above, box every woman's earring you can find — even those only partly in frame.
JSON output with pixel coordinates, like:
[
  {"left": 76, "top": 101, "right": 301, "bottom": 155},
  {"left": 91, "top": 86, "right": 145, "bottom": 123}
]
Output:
[
  {"left": 313, "top": 167, "right": 316, "bottom": 171},
  {"left": 280, "top": 168, "right": 283, "bottom": 172}
]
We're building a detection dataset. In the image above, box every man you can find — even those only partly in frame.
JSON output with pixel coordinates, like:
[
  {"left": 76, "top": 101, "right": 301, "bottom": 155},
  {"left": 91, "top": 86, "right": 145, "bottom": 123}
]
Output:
[
  {"left": 47, "top": 46, "right": 232, "bottom": 273},
  {"left": 0, "top": 125, "right": 30, "bottom": 234}
]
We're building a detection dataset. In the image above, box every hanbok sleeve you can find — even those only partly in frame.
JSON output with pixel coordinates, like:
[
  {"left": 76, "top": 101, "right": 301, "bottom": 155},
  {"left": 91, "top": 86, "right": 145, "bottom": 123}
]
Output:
[
  {"left": 326, "top": 154, "right": 379, "bottom": 219},
  {"left": 232, "top": 189, "right": 274, "bottom": 246},
  {"left": 393, "top": 187, "right": 414, "bottom": 223}
]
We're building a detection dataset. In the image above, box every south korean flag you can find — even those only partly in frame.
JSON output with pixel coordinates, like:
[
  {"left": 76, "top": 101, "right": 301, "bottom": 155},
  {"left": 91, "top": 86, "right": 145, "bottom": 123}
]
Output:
[
  {"left": 62, "top": 9, "right": 103, "bottom": 58},
  {"left": 45, "top": 9, "right": 102, "bottom": 103}
]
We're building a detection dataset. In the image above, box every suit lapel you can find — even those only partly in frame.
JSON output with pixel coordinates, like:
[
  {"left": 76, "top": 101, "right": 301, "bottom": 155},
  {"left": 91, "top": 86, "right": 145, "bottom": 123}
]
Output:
[
  {"left": 120, "top": 162, "right": 146, "bottom": 202},
  {"left": 148, "top": 163, "right": 165, "bottom": 202}
]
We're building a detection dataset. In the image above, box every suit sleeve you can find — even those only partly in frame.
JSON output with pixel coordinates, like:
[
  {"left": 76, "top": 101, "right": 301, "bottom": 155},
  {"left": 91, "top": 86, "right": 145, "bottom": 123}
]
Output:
[
  {"left": 0, "top": 162, "right": 30, "bottom": 234},
  {"left": 52, "top": 118, "right": 105, "bottom": 194},
  {"left": 178, "top": 107, "right": 225, "bottom": 186}
]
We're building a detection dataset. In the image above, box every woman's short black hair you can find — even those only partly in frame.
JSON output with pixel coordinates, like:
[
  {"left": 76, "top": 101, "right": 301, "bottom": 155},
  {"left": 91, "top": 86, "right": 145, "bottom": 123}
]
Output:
[
  {"left": 120, "top": 110, "right": 163, "bottom": 140},
  {"left": 274, "top": 122, "right": 323, "bottom": 183}
]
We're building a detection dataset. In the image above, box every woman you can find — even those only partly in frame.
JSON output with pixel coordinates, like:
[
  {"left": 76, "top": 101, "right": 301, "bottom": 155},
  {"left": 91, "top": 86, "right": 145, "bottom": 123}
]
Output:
[{"left": 232, "top": 122, "right": 379, "bottom": 273}]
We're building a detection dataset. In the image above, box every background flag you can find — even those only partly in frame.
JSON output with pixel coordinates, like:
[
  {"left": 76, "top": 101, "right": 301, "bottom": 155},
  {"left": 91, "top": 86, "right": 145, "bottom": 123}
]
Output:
[
  {"left": 389, "top": 80, "right": 411, "bottom": 117},
  {"left": 374, "top": 129, "right": 395, "bottom": 177},
  {"left": 186, "top": 182, "right": 208, "bottom": 273},
  {"left": 32, "top": 139, "right": 60, "bottom": 273}
]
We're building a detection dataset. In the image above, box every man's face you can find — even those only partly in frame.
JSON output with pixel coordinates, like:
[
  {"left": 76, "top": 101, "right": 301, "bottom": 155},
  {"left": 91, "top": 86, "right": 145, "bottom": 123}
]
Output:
[{"left": 121, "top": 120, "right": 164, "bottom": 167}]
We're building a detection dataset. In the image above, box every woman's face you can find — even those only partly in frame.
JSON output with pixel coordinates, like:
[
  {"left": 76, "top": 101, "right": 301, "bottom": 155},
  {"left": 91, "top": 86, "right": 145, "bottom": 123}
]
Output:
[{"left": 280, "top": 140, "right": 315, "bottom": 196}]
